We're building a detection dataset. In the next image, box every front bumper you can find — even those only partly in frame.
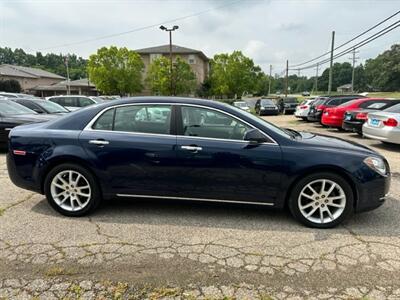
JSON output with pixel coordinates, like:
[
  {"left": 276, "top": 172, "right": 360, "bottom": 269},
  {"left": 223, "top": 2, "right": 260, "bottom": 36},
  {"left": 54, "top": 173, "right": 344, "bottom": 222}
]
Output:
[
  {"left": 260, "top": 108, "right": 279, "bottom": 115},
  {"left": 307, "top": 111, "right": 322, "bottom": 122},
  {"left": 355, "top": 171, "right": 391, "bottom": 213}
]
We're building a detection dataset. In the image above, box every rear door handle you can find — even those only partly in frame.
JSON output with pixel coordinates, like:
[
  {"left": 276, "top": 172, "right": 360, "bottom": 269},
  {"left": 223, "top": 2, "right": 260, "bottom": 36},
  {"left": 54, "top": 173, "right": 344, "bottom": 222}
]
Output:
[
  {"left": 89, "top": 139, "right": 109, "bottom": 145},
  {"left": 181, "top": 145, "right": 202, "bottom": 152}
]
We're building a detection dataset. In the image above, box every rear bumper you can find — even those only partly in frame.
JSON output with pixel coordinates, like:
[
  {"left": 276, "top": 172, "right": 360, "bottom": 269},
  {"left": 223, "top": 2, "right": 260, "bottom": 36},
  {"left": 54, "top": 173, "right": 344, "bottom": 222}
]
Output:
[
  {"left": 342, "top": 120, "right": 363, "bottom": 133},
  {"left": 363, "top": 125, "right": 400, "bottom": 144},
  {"left": 6, "top": 152, "right": 41, "bottom": 193},
  {"left": 321, "top": 115, "right": 343, "bottom": 127}
]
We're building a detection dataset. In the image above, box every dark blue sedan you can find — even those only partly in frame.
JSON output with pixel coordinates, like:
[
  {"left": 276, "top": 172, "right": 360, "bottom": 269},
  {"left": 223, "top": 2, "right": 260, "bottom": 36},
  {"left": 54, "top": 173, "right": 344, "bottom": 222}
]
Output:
[{"left": 7, "top": 97, "right": 390, "bottom": 228}]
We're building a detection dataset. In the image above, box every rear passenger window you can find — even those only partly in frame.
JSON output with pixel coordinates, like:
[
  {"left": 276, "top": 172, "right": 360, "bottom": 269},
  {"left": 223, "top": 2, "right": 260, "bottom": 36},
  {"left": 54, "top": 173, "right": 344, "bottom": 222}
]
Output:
[
  {"left": 113, "top": 105, "right": 172, "bottom": 134},
  {"left": 93, "top": 108, "right": 115, "bottom": 130},
  {"left": 63, "top": 97, "right": 76, "bottom": 107}
]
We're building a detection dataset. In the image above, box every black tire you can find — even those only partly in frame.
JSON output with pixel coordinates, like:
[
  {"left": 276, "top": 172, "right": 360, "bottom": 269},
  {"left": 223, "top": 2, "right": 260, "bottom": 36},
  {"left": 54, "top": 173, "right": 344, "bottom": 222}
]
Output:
[
  {"left": 44, "top": 163, "right": 102, "bottom": 217},
  {"left": 288, "top": 172, "right": 354, "bottom": 228},
  {"left": 301, "top": 117, "right": 307, "bottom": 121}
]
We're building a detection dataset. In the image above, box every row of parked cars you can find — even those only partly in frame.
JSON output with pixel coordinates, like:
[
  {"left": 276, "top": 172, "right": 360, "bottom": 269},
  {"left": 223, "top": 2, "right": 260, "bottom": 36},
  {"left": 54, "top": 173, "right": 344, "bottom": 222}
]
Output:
[
  {"left": 0, "top": 93, "right": 111, "bottom": 149},
  {"left": 294, "top": 95, "right": 400, "bottom": 144},
  {"left": 234, "top": 97, "right": 299, "bottom": 116}
]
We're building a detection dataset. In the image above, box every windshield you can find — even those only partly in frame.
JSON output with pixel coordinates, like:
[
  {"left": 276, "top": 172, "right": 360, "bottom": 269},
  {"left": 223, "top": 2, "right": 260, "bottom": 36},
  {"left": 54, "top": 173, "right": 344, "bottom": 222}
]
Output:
[
  {"left": 90, "top": 97, "right": 105, "bottom": 103},
  {"left": 283, "top": 98, "right": 297, "bottom": 103},
  {"left": 39, "top": 100, "right": 69, "bottom": 113},
  {"left": 261, "top": 99, "right": 274, "bottom": 105},
  {"left": 0, "top": 101, "right": 37, "bottom": 116},
  {"left": 384, "top": 103, "right": 400, "bottom": 113}
]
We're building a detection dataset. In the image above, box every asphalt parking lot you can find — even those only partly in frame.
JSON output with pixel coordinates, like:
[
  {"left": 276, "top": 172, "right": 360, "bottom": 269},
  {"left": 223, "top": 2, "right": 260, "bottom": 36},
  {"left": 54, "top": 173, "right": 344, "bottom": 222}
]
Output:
[{"left": 1, "top": 115, "right": 400, "bottom": 299}]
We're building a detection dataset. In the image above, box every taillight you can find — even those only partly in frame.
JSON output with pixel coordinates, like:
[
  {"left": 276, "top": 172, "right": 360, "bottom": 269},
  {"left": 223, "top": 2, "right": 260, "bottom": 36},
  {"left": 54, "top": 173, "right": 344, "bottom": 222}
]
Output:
[
  {"left": 356, "top": 112, "right": 368, "bottom": 120},
  {"left": 300, "top": 105, "right": 308, "bottom": 109},
  {"left": 383, "top": 118, "right": 398, "bottom": 127}
]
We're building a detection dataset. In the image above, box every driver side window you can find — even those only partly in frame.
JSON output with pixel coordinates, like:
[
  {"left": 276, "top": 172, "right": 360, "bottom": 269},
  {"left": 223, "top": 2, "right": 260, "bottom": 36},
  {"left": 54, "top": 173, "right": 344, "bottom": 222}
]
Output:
[{"left": 181, "top": 106, "right": 251, "bottom": 141}]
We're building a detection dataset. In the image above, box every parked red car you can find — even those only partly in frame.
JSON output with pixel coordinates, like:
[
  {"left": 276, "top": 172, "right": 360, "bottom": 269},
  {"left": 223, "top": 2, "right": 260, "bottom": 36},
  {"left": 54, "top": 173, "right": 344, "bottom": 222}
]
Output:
[{"left": 321, "top": 98, "right": 391, "bottom": 128}]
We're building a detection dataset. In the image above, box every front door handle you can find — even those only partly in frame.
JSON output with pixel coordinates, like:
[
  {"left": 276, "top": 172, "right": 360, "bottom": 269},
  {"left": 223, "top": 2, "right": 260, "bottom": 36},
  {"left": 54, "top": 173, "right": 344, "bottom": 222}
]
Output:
[
  {"left": 89, "top": 139, "right": 109, "bottom": 146},
  {"left": 181, "top": 145, "right": 202, "bottom": 152}
]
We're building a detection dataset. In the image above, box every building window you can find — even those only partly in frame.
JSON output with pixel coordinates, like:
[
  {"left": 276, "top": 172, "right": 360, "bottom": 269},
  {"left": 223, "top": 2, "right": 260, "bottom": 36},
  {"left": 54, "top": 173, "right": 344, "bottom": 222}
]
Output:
[
  {"left": 150, "top": 53, "right": 162, "bottom": 62},
  {"left": 188, "top": 54, "right": 196, "bottom": 64}
]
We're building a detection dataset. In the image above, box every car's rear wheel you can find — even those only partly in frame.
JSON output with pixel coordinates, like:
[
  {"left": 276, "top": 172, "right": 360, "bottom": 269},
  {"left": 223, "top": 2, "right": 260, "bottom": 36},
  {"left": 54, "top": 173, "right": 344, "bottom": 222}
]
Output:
[
  {"left": 44, "top": 163, "right": 101, "bottom": 217},
  {"left": 288, "top": 173, "right": 354, "bottom": 228}
]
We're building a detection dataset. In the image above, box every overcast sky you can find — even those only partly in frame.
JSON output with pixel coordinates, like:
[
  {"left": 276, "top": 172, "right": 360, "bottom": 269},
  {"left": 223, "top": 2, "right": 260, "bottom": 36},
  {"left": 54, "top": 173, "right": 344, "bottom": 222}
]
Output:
[{"left": 0, "top": 0, "right": 399, "bottom": 77}]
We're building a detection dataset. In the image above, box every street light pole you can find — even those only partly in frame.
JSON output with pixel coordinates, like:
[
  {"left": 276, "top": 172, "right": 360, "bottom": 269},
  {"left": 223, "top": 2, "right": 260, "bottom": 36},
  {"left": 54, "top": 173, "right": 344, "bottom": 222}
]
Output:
[{"left": 160, "top": 25, "right": 179, "bottom": 96}]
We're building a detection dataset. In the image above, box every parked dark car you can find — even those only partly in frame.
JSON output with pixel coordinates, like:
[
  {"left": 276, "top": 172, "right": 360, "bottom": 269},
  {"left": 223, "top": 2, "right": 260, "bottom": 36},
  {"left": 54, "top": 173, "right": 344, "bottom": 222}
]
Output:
[
  {"left": 7, "top": 97, "right": 390, "bottom": 228},
  {"left": 342, "top": 99, "right": 400, "bottom": 134},
  {"left": 0, "top": 100, "right": 56, "bottom": 149},
  {"left": 255, "top": 98, "right": 279, "bottom": 116},
  {"left": 9, "top": 98, "right": 70, "bottom": 115},
  {"left": 276, "top": 97, "right": 298, "bottom": 114},
  {"left": 307, "top": 95, "right": 366, "bottom": 122}
]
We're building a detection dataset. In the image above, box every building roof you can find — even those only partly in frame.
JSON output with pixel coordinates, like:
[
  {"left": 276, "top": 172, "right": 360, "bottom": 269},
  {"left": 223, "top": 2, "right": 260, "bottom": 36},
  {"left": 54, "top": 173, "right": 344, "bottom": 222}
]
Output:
[
  {"left": 135, "top": 44, "right": 209, "bottom": 61},
  {"left": 337, "top": 84, "right": 352, "bottom": 89},
  {"left": 33, "top": 78, "right": 96, "bottom": 91},
  {"left": 0, "top": 64, "right": 65, "bottom": 79}
]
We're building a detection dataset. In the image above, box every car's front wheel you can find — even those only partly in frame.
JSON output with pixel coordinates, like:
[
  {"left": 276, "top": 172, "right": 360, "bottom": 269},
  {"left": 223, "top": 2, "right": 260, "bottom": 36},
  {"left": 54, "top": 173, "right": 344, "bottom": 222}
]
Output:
[
  {"left": 44, "top": 163, "right": 102, "bottom": 217},
  {"left": 289, "top": 173, "right": 354, "bottom": 228}
]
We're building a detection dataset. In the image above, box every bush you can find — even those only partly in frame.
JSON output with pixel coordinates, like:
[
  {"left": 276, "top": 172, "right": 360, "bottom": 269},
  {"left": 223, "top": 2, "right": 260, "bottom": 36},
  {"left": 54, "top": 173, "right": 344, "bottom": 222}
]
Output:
[{"left": 0, "top": 79, "right": 21, "bottom": 92}]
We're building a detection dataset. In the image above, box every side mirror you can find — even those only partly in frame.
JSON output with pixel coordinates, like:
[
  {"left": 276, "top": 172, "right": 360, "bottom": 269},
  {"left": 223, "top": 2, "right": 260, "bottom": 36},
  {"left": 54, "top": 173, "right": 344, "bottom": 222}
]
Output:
[{"left": 244, "top": 129, "right": 268, "bottom": 144}]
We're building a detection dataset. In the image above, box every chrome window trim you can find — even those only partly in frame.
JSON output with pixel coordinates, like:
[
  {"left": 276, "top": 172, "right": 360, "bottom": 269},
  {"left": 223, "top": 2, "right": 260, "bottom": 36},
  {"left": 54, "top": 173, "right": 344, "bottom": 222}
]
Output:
[
  {"left": 83, "top": 102, "right": 279, "bottom": 145},
  {"left": 117, "top": 193, "right": 274, "bottom": 206}
]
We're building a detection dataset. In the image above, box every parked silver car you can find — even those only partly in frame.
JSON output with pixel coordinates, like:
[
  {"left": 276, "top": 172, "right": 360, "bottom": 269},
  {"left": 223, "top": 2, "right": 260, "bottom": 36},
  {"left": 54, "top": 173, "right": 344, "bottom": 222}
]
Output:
[
  {"left": 362, "top": 103, "right": 400, "bottom": 144},
  {"left": 46, "top": 95, "right": 104, "bottom": 111}
]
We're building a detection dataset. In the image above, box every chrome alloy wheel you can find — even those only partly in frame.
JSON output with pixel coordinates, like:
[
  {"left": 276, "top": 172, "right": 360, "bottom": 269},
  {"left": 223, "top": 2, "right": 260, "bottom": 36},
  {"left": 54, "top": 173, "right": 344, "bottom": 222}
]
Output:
[
  {"left": 50, "top": 170, "right": 91, "bottom": 212},
  {"left": 298, "top": 179, "right": 346, "bottom": 224}
]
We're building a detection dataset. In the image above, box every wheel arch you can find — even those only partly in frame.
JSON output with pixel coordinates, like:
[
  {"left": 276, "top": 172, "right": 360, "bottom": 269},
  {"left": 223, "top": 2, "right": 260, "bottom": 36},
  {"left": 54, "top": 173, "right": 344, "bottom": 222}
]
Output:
[
  {"left": 283, "top": 166, "right": 359, "bottom": 209},
  {"left": 39, "top": 155, "right": 101, "bottom": 195}
]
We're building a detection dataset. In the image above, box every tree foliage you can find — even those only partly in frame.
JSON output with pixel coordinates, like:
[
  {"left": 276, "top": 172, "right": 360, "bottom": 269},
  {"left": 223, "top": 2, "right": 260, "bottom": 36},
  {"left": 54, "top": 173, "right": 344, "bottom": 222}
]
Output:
[
  {"left": 0, "top": 79, "right": 21, "bottom": 92},
  {"left": 0, "top": 47, "right": 87, "bottom": 80},
  {"left": 146, "top": 56, "right": 196, "bottom": 96},
  {"left": 210, "top": 51, "right": 263, "bottom": 98},
  {"left": 87, "top": 46, "right": 144, "bottom": 96},
  {"left": 364, "top": 44, "right": 400, "bottom": 91}
]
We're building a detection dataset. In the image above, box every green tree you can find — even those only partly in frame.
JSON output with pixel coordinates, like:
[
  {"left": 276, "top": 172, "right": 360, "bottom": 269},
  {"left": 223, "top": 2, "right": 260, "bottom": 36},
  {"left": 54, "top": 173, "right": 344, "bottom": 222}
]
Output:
[
  {"left": 87, "top": 46, "right": 144, "bottom": 95},
  {"left": 0, "top": 79, "right": 21, "bottom": 92},
  {"left": 146, "top": 56, "right": 196, "bottom": 96},
  {"left": 318, "top": 62, "right": 352, "bottom": 92},
  {"left": 365, "top": 44, "right": 400, "bottom": 91},
  {"left": 209, "top": 51, "right": 260, "bottom": 98}
]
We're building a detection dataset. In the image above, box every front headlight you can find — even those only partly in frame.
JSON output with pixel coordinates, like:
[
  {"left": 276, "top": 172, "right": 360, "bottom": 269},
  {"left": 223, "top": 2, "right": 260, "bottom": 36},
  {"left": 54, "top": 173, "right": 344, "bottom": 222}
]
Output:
[{"left": 364, "top": 157, "right": 387, "bottom": 175}]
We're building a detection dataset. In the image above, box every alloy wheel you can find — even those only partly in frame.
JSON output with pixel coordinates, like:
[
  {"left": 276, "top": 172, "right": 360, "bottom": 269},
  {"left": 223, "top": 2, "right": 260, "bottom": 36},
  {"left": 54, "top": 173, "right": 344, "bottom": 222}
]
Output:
[
  {"left": 50, "top": 170, "right": 92, "bottom": 212},
  {"left": 298, "top": 179, "right": 346, "bottom": 224}
]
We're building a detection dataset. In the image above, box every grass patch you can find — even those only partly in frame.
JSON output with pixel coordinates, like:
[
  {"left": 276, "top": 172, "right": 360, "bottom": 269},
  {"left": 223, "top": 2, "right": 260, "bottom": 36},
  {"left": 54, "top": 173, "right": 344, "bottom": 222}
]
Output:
[
  {"left": 44, "top": 266, "right": 75, "bottom": 277},
  {"left": 0, "top": 208, "right": 4, "bottom": 216},
  {"left": 367, "top": 92, "right": 400, "bottom": 98}
]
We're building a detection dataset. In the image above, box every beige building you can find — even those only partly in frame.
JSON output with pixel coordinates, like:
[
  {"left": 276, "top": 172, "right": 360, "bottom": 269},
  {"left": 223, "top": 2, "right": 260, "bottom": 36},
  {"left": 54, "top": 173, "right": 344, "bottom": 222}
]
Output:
[
  {"left": 0, "top": 64, "right": 65, "bottom": 92},
  {"left": 136, "top": 44, "right": 209, "bottom": 93},
  {"left": 33, "top": 78, "right": 98, "bottom": 97}
]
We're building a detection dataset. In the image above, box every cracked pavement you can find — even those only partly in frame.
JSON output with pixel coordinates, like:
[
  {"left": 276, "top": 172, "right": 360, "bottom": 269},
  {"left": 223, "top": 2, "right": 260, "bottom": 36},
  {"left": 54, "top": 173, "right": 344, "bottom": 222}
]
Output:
[{"left": 1, "top": 116, "right": 400, "bottom": 299}]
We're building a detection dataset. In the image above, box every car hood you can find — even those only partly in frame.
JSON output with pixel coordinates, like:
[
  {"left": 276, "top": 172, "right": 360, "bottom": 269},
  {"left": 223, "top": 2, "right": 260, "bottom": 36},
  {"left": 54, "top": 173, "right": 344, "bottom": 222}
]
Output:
[{"left": 299, "top": 131, "right": 376, "bottom": 155}]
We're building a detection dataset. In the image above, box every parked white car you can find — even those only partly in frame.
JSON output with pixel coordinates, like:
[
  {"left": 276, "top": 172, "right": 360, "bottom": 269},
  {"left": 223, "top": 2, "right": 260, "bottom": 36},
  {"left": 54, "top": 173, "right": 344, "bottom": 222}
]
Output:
[
  {"left": 46, "top": 95, "right": 104, "bottom": 111},
  {"left": 362, "top": 103, "right": 400, "bottom": 144},
  {"left": 233, "top": 101, "right": 250, "bottom": 112},
  {"left": 295, "top": 99, "right": 315, "bottom": 120}
]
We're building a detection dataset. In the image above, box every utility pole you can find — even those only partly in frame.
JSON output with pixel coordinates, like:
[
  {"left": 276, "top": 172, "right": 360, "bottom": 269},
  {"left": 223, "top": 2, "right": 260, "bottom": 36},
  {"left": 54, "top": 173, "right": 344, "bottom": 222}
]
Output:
[
  {"left": 160, "top": 25, "right": 179, "bottom": 96},
  {"left": 349, "top": 48, "right": 359, "bottom": 93},
  {"left": 64, "top": 54, "right": 70, "bottom": 95},
  {"left": 314, "top": 63, "right": 319, "bottom": 94},
  {"left": 285, "top": 60, "right": 289, "bottom": 98},
  {"left": 328, "top": 31, "right": 335, "bottom": 95},
  {"left": 268, "top": 64, "right": 272, "bottom": 95}
]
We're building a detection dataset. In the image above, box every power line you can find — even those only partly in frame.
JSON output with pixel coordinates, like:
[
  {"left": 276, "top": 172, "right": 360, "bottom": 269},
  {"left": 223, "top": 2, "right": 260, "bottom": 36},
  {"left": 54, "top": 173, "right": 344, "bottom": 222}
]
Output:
[
  {"left": 290, "top": 20, "right": 400, "bottom": 71},
  {"left": 37, "top": 0, "right": 243, "bottom": 51},
  {"left": 289, "top": 10, "right": 400, "bottom": 68}
]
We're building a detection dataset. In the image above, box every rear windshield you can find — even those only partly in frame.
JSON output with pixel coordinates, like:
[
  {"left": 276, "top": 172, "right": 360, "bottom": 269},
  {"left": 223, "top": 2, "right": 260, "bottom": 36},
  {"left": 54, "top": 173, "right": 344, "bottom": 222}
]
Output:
[
  {"left": 337, "top": 99, "right": 358, "bottom": 107},
  {"left": 40, "top": 101, "right": 69, "bottom": 113},
  {"left": 384, "top": 103, "right": 400, "bottom": 113}
]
